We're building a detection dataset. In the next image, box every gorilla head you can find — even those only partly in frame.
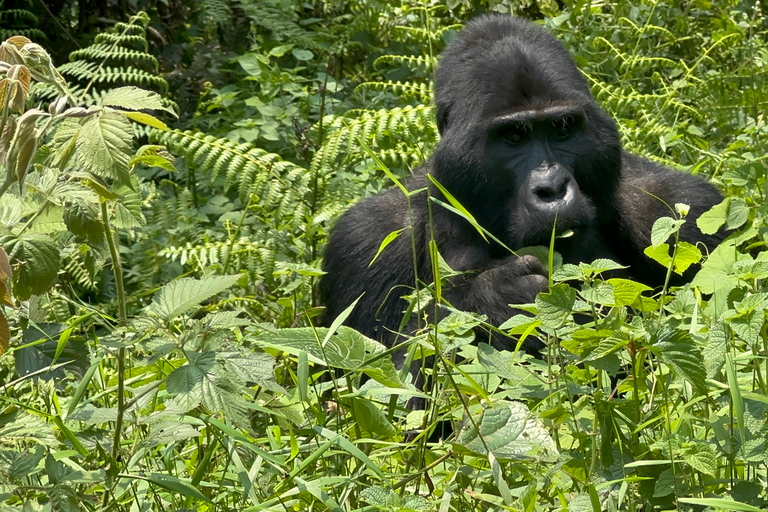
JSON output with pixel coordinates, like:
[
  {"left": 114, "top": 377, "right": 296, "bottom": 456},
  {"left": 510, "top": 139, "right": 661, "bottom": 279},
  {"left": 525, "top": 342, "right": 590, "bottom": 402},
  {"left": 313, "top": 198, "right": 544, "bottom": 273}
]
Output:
[{"left": 432, "top": 16, "right": 622, "bottom": 251}]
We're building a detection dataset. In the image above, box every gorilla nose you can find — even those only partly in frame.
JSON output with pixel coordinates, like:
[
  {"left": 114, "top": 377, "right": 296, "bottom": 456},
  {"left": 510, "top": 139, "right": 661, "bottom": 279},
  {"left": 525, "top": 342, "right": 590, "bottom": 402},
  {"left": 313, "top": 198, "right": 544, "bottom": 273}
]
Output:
[{"left": 526, "top": 164, "right": 576, "bottom": 210}]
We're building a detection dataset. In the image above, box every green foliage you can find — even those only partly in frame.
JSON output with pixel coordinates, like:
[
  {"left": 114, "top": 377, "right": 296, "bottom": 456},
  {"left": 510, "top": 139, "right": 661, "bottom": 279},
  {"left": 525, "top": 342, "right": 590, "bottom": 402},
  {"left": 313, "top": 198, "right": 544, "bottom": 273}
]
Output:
[
  {"left": 5, "top": 1, "right": 768, "bottom": 511},
  {"left": 32, "top": 12, "right": 171, "bottom": 106},
  {"left": 0, "top": 0, "right": 44, "bottom": 42}
]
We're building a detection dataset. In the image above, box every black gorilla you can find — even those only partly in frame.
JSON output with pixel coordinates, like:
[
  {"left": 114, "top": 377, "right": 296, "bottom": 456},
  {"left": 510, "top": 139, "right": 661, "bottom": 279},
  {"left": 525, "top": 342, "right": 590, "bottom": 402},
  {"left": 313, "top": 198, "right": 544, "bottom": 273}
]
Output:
[{"left": 320, "top": 15, "right": 725, "bottom": 352}]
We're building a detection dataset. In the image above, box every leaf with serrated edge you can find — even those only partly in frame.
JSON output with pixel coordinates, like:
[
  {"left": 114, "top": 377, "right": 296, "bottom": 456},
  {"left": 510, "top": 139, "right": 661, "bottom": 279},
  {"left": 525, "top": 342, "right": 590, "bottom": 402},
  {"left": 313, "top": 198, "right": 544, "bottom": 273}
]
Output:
[
  {"left": 76, "top": 110, "right": 133, "bottom": 181},
  {"left": 455, "top": 401, "right": 557, "bottom": 462},
  {"left": 147, "top": 275, "right": 241, "bottom": 321},
  {"left": 652, "top": 330, "right": 706, "bottom": 393},
  {"left": 258, "top": 326, "right": 403, "bottom": 387},
  {"left": 100, "top": 86, "right": 176, "bottom": 115},
  {"left": 124, "top": 111, "right": 168, "bottom": 130},
  {"left": 0, "top": 233, "right": 59, "bottom": 300}
]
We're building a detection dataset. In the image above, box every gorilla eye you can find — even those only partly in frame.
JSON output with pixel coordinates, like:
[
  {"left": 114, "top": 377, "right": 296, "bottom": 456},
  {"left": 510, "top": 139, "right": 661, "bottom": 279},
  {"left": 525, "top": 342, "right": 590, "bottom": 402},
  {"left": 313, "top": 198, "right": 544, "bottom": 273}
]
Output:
[
  {"left": 553, "top": 115, "right": 578, "bottom": 139},
  {"left": 499, "top": 122, "right": 531, "bottom": 144}
]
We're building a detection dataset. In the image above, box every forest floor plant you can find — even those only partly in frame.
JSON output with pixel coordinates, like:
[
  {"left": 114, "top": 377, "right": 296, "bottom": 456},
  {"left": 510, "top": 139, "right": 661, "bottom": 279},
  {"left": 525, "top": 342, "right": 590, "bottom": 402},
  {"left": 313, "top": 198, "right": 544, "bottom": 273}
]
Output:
[{"left": 1, "top": 1, "right": 768, "bottom": 511}]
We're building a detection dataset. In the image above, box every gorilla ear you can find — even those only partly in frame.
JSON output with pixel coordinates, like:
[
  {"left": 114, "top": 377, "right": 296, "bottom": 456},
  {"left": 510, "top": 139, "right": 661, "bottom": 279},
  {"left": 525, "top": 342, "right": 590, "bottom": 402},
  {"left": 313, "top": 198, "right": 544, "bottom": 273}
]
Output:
[{"left": 436, "top": 103, "right": 451, "bottom": 135}]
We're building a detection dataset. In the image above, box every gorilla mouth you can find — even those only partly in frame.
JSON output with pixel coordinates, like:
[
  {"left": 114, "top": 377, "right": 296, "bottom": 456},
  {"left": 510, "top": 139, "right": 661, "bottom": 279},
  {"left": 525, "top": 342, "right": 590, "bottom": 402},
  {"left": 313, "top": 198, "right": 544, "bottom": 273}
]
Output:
[{"left": 514, "top": 209, "right": 591, "bottom": 249}]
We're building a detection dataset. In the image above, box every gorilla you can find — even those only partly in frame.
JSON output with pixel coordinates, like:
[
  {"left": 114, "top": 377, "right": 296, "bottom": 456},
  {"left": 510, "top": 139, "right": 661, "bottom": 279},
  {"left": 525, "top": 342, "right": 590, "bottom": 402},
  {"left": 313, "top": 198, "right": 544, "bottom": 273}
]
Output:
[{"left": 320, "top": 15, "right": 725, "bottom": 354}]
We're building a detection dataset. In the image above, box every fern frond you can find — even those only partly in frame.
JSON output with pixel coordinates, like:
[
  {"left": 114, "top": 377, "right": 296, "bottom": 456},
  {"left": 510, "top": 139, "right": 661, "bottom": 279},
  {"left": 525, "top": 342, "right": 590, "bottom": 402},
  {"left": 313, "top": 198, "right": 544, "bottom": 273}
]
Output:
[
  {"left": 63, "top": 252, "right": 99, "bottom": 291},
  {"left": 373, "top": 54, "right": 435, "bottom": 73},
  {"left": 69, "top": 44, "right": 159, "bottom": 69},
  {"left": 0, "top": 27, "right": 45, "bottom": 40},
  {"left": 92, "top": 33, "right": 148, "bottom": 50},
  {"left": 392, "top": 24, "right": 461, "bottom": 44},
  {"left": 355, "top": 81, "right": 433, "bottom": 102},
  {"left": 311, "top": 104, "right": 437, "bottom": 175},
  {"left": 2, "top": 9, "right": 39, "bottom": 23},
  {"left": 202, "top": 0, "right": 232, "bottom": 27},
  {"left": 159, "top": 239, "right": 278, "bottom": 280},
  {"left": 152, "top": 130, "right": 312, "bottom": 229}
]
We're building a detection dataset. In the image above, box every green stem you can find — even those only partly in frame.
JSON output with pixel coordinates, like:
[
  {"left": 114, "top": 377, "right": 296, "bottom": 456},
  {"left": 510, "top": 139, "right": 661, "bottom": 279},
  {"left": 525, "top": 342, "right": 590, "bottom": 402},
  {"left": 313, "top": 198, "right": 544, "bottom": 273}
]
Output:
[
  {"left": 101, "top": 200, "right": 127, "bottom": 505},
  {"left": 221, "top": 193, "right": 254, "bottom": 275},
  {"left": 102, "top": 201, "right": 127, "bottom": 324}
]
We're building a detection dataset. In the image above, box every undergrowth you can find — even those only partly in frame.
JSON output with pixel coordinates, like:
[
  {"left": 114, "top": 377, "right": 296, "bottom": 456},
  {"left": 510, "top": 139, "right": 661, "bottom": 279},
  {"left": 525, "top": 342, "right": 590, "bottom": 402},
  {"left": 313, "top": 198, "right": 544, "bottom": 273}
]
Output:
[{"left": 1, "top": 1, "right": 768, "bottom": 511}]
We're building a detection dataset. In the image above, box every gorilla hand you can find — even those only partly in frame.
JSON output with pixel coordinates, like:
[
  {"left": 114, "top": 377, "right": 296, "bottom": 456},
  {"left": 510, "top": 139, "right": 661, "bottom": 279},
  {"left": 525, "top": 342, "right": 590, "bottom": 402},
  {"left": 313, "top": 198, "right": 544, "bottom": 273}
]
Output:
[{"left": 444, "top": 254, "right": 548, "bottom": 351}]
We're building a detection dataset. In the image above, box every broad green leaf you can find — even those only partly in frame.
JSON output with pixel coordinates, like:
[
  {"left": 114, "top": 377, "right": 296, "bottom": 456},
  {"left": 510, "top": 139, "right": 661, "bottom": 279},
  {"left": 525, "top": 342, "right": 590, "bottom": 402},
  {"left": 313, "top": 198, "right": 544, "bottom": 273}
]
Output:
[
  {"left": 112, "top": 184, "right": 146, "bottom": 229},
  {"left": 696, "top": 198, "right": 728, "bottom": 235},
  {"left": 499, "top": 313, "right": 538, "bottom": 331},
  {"left": 674, "top": 242, "right": 703, "bottom": 273},
  {"left": 7, "top": 446, "right": 45, "bottom": 479},
  {"left": 455, "top": 401, "right": 558, "bottom": 461},
  {"left": 128, "top": 151, "right": 176, "bottom": 172},
  {"left": 237, "top": 53, "right": 264, "bottom": 76},
  {"left": 606, "top": 278, "right": 652, "bottom": 307},
  {"left": 101, "top": 86, "right": 176, "bottom": 115},
  {"left": 0, "top": 232, "right": 59, "bottom": 299},
  {"left": 729, "top": 309, "right": 763, "bottom": 345},
  {"left": 652, "top": 329, "right": 706, "bottom": 393},
  {"left": 76, "top": 110, "right": 133, "bottom": 182},
  {"left": 269, "top": 44, "right": 293, "bottom": 57},
  {"left": 582, "top": 336, "right": 629, "bottom": 363},
  {"left": 292, "top": 48, "right": 313, "bottom": 61},
  {"left": 653, "top": 469, "right": 676, "bottom": 497},
  {"left": 579, "top": 258, "right": 626, "bottom": 275},
  {"left": 489, "top": 452, "right": 514, "bottom": 505},
  {"left": 147, "top": 275, "right": 241, "bottom": 321},
  {"left": 535, "top": 283, "right": 576, "bottom": 328},
  {"left": 678, "top": 498, "right": 763, "bottom": 512},
  {"left": 218, "top": 349, "right": 284, "bottom": 393},
  {"left": 560, "top": 329, "right": 615, "bottom": 357},
  {"left": 692, "top": 241, "right": 744, "bottom": 294},
  {"left": 650, "top": 216, "right": 684, "bottom": 248},
  {"left": 258, "top": 326, "right": 403, "bottom": 387},
  {"left": 476, "top": 344, "right": 543, "bottom": 390},
  {"left": 644, "top": 241, "right": 701, "bottom": 275},
  {"left": 579, "top": 282, "right": 614, "bottom": 305},
  {"left": 682, "top": 442, "right": 717, "bottom": 476},
  {"left": 124, "top": 111, "right": 168, "bottom": 130},
  {"left": 703, "top": 323, "right": 728, "bottom": 377},
  {"left": 726, "top": 197, "right": 749, "bottom": 230},
  {"left": 63, "top": 201, "right": 103, "bottom": 243},
  {"left": 552, "top": 263, "right": 582, "bottom": 281},
  {"left": 349, "top": 397, "right": 397, "bottom": 438}
]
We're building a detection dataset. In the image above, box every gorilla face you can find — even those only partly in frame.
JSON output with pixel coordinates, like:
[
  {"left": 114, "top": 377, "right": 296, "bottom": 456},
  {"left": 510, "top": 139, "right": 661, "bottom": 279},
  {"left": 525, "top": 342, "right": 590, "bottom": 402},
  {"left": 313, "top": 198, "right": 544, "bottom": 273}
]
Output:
[
  {"left": 485, "top": 106, "right": 599, "bottom": 247},
  {"left": 431, "top": 17, "right": 622, "bottom": 254}
]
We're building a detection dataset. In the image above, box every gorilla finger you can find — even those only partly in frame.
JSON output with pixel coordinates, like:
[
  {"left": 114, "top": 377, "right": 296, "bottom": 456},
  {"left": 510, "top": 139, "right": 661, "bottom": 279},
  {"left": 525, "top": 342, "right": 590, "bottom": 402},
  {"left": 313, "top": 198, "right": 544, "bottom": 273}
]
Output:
[
  {"left": 519, "top": 273, "right": 549, "bottom": 296},
  {"left": 516, "top": 254, "right": 548, "bottom": 277}
]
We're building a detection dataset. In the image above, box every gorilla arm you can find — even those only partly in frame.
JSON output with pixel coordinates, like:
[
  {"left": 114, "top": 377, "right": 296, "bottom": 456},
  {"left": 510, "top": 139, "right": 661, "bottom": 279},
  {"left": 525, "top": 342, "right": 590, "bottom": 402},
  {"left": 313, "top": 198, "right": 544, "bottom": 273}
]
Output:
[
  {"left": 320, "top": 188, "right": 421, "bottom": 345},
  {"left": 612, "top": 152, "right": 725, "bottom": 284}
]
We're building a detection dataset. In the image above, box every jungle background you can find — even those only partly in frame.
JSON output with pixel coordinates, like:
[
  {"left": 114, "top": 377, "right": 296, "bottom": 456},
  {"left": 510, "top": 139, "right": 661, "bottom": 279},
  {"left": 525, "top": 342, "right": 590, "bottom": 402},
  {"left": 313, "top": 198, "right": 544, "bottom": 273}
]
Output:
[{"left": 1, "top": 0, "right": 768, "bottom": 510}]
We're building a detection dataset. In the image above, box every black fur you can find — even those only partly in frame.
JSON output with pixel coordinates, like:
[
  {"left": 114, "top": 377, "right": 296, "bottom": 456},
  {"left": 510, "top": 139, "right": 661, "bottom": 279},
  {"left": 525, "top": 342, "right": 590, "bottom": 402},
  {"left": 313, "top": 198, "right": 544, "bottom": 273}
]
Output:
[{"left": 320, "top": 15, "right": 725, "bottom": 353}]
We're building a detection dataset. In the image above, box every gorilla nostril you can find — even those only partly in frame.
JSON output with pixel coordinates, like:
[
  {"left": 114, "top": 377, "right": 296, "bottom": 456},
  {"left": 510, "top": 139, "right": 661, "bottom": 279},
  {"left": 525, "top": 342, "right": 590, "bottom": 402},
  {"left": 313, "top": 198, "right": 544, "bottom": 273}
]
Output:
[
  {"left": 534, "top": 182, "right": 567, "bottom": 202},
  {"left": 530, "top": 169, "right": 572, "bottom": 206}
]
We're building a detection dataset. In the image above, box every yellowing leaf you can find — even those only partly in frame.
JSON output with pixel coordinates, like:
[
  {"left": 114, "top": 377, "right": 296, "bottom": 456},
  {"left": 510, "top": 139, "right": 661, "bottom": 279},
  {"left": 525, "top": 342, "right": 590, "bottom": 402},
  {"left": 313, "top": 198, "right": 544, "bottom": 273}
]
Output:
[{"left": 124, "top": 111, "right": 168, "bottom": 130}]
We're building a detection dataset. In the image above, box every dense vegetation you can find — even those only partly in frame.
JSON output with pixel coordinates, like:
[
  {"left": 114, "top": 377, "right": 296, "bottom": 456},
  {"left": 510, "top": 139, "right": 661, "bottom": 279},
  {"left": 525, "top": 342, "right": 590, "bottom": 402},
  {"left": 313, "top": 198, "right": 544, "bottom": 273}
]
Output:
[{"left": 1, "top": 0, "right": 768, "bottom": 510}]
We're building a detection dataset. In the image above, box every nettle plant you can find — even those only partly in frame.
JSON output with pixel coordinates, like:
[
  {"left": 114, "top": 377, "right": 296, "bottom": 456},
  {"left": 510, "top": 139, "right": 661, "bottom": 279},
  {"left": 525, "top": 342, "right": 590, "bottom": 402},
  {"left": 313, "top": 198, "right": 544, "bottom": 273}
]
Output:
[{"left": 0, "top": 35, "right": 174, "bottom": 347}]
